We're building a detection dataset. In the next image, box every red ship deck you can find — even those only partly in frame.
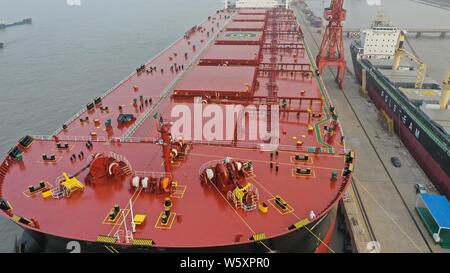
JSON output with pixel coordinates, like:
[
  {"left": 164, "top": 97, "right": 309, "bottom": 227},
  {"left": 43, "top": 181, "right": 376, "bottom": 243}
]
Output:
[
  {"left": 0, "top": 140, "right": 347, "bottom": 248},
  {"left": 0, "top": 8, "right": 352, "bottom": 250}
]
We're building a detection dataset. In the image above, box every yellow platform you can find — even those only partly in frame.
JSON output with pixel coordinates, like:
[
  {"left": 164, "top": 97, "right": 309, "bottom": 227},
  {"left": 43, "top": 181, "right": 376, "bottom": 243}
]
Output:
[{"left": 133, "top": 214, "right": 146, "bottom": 225}]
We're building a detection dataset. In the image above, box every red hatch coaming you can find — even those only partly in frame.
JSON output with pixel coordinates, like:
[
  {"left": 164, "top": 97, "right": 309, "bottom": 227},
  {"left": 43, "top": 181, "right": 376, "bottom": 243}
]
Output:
[
  {"left": 173, "top": 66, "right": 257, "bottom": 97},
  {"left": 199, "top": 44, "right": 261, "bottom": 66},
  {"left": 226, "top": 21, "right": 266, "bottom": 31},
  {"left": 238, "top": 9, "right": 268, "bottom": 15},
  {"left": 233, "top": 14, "right": 267, "bottom": 22}
]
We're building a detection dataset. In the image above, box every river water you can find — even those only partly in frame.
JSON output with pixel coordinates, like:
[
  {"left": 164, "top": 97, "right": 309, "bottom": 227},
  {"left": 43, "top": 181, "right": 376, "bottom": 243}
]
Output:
[
  {"left": 0, "top": 0, "right": 222, "bottom": 252},
  {"left": 0, "top": 0, "right": 449, "bottom": 252}
]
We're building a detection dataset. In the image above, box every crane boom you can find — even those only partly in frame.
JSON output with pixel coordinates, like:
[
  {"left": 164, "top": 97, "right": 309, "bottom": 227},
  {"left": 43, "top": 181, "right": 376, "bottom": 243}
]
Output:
[
  {"left": 392, "top": 32, "right": 427, "bottom": 89},
  {"left": 440, "top": 62, "right": 450, "bottom": 110}
]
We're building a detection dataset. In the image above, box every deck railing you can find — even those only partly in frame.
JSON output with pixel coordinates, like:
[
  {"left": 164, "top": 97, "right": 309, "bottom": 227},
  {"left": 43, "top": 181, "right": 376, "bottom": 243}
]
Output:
[
  {"left": 30, "top": 133, "right": 347, "bottom": 156},
  {"left": 134, "top": 171, "right": 171, "bottom": 179},
  {"left": 31, "top": 135, "right": 156, "bottom": 144},
  {"left": 0, "top": 155, "right": 12, "bottom": 197},
  {"left": 109, "top": 151, "right": 133, "bottom": 173},
  {"left": 188, "top": 139, "right": 344, "bottom": 154}
]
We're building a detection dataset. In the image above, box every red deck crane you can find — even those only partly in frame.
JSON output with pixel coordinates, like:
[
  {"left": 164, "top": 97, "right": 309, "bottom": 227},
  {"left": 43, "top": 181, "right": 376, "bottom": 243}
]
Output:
[{"left": 316, "top": 0, "right": 346, "bottom": 89}]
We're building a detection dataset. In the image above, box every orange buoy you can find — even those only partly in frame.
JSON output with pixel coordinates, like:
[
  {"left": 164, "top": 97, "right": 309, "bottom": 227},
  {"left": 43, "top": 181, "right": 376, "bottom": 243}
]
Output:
[{"left": 161, "top": 177, "right": 171, "bottom": 193}]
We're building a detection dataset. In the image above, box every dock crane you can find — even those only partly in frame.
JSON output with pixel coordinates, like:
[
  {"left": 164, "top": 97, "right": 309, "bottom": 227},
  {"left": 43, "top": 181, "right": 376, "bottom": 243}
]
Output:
[
  {"left": 440, "top": 62, "right": 450, "bottom": 110},
  {"left": 392, "top": 32, "right": 427, "bottom": 89},
  {"left": 316, "top": 0, "right": 346, "bottom": 89}
]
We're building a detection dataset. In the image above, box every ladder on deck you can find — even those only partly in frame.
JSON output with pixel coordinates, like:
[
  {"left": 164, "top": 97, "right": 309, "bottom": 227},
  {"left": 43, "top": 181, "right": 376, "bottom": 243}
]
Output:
[
  {"left": 51, "top": 186, "right": 67, "bottom": 199},
  {"left": 121, "top": 165, "right": 132, "bottom": 176}
]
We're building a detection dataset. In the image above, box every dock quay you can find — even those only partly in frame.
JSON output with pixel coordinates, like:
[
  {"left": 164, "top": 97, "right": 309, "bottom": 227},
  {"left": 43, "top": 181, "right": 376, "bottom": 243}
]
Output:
[{"left": 294, "top": 5, "right": 449, "bottom": 253}]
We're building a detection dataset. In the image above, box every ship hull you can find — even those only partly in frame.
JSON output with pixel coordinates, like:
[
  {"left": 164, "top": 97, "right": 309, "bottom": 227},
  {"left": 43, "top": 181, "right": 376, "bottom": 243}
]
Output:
[
  {"left": 0, "top": 8, "right": 351, "bottom": 255},
  {"left": 16, "top": 207, "right": 337, "bottom": 253},
  {"left": 350, "top": 44, "right": 450, "bottom": 198}
]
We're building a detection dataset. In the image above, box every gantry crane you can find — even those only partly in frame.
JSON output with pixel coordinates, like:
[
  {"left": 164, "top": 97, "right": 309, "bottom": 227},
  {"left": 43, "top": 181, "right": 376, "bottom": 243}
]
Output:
[
  {"left": 392, "top": 32, "right": 427, "bottom": 89},
  {"left": 316, "top": 0, "right": 346, "bottom": 89},
  {"left": 440, "top": 62, "right": 450, "bottom": 110}
]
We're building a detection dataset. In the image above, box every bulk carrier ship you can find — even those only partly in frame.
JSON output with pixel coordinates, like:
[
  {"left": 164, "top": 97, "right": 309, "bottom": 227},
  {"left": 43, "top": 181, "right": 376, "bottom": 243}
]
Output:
[
  {"left": 0, "top": 0, "right": 353, "bottom": 253},
  {"left": 350, "top": 15, "right": 450, "bottom": 198}
]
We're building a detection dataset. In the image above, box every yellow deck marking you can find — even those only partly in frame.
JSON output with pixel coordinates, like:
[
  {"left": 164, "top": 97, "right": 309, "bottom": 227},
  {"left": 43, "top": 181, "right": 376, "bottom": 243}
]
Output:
[
  {"left": 37, "top": 156, "right": 62, "bottom": 164},
  {"left": 107, "top": 188, "right": 141, "bottom": 236},
  {"left": 132, "top": 238, "right": 153, "bottom": 247},
  {"left": 289, "top": 155, "right": 313, "bottom": 165},
  {"left": 154, "top": 212, "right": 177, "bottom": 229},
  {"left": 51, "top": 144, "right": 75, "bottom": 152},
  {"left": 22, "top": 181, "right": 53, "bottom": 198},
  {"left": 292, "top": 169, "right": 316, "bottom": 179},
  {"left": 189, "top": 151, "right": 337, "bottom": 164},
  {"left": 267, "top": 197, "right": 295, "bottom": 215},
  {"left": 102, "top": 209, "right": 129, "bottom": 225}
]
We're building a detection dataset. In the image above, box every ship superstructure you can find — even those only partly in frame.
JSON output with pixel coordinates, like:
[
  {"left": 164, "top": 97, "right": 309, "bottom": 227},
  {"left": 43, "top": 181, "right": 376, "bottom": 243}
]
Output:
[
  {"left": 358, "top": 14, "right": 402, "bottom": 59},
  {"left": 236, "top": 0, "right": 279, "bottom": 8}
]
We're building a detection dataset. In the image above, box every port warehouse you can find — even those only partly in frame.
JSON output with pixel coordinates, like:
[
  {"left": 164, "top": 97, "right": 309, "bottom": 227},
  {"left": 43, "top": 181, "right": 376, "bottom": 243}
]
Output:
[{"left": 416, "top": 194, "right": 450, "bottom": 248}]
